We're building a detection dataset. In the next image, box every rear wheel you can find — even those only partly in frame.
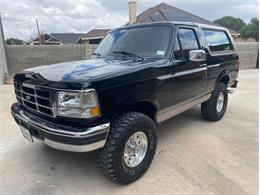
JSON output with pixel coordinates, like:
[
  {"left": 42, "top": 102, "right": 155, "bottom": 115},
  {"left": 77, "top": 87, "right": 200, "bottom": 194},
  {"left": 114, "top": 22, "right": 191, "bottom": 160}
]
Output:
[
  {"left": 97, "top": 112, "right": 157, "bottom": 184},
  {"left": 201, "top": 82, "right": 228, "bottom": 121}
]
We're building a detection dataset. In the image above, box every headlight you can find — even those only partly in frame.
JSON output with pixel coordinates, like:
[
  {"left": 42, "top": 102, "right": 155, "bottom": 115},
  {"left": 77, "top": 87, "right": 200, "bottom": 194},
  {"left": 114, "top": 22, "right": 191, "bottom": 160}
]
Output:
[{"left": 57, "top": 90, "right": 100, "bottom": 118}]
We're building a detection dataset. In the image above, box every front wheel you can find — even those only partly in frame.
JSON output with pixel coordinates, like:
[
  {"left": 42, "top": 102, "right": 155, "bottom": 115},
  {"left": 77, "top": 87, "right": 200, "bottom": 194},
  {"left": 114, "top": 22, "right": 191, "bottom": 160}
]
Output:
[
  {"left": 201, "top": 82, "right": 228, "bottom": 121},
  {"left": 97, "top": 112, "right": 157, "bottom": 184}
]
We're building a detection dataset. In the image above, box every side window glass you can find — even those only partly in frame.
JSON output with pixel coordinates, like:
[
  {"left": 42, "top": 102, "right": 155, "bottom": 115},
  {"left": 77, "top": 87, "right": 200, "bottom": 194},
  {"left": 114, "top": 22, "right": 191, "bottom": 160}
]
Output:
[
  {"left": 203, "top": 30, "right": 233, "bottom": 52},
  {"left": 173, "top": 36, "right": 182, "bottom": 59},
  {"left": 178, "top": 28, "right": 199, "bottom": 59}
]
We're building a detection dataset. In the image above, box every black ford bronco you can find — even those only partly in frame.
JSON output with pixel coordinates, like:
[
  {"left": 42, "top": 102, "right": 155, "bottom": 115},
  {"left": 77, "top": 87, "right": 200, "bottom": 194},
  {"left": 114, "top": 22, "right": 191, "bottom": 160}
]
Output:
[{"left": 11, "top": 21, "right": 239, "bottom": 184}]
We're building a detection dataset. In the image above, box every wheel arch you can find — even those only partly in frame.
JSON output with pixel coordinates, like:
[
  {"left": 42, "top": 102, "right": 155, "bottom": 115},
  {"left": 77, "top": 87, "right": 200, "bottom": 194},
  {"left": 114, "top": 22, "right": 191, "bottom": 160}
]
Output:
[
  {"left": 120, "top": 100, "right": 158, "bottom": 122},
  {"left": 216, "top": 72, "right": 230, "bottom": 86}
]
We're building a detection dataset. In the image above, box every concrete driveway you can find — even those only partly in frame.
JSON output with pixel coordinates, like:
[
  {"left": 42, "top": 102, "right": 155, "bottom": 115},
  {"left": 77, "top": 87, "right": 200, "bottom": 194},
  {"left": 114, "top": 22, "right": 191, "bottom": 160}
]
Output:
[{"left": 0, "top": 70, "right": 258, "bottom": 195}]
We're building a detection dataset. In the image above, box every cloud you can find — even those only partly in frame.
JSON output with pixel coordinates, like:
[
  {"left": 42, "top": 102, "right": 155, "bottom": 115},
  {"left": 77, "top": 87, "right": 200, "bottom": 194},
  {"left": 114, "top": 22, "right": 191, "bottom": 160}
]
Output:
[
  {"left": 0, "top": 0, "right": 258, "bottom": 41},
  {"left": 0, "top": 0, "right": 128, "bottom": 40}
]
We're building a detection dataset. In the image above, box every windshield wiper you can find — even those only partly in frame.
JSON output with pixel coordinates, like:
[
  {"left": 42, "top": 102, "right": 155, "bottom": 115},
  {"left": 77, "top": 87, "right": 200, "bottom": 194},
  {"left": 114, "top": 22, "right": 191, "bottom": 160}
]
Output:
[
  {"left": 113, "top": 51, "right": 144, "bottom": 60},
  {"left": 92, "top": 52, "right": 102, "bottom": 58}
]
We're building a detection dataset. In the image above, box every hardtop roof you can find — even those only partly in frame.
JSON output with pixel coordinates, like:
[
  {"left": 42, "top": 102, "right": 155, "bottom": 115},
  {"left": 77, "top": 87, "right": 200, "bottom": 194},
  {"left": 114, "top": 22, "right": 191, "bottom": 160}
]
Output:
[{"left": 113, "top": 21, "right": 229, "bottom": 32}]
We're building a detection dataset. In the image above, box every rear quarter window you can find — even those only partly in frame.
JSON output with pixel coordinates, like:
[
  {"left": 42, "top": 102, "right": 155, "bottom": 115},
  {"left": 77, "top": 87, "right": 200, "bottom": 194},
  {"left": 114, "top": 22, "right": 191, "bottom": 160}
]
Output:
[{"left": 203, "top": 29, "right": 233, "bottom": 53}]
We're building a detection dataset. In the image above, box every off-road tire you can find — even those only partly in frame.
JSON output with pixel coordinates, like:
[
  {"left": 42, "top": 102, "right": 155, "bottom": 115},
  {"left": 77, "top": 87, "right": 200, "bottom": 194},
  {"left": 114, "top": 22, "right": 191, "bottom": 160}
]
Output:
[
  {"left": 201, "top": 82, "right": 228, "bottom": 121},
  {"left": 97, "top": 111, "right": 157, "bottom": 184}
]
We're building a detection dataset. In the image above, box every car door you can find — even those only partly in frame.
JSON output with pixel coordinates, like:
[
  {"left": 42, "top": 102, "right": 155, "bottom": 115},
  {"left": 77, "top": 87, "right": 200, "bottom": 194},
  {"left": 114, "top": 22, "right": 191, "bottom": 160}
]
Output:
[{"left": 171, "top": 26, "right": 208, "bottom": 105}]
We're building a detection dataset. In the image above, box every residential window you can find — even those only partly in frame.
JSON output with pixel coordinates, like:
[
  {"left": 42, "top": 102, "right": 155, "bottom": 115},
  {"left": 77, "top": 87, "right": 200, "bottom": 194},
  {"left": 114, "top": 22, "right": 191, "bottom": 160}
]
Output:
[{"left": 203, "top": 30, "right": 233, "bottom": 52}]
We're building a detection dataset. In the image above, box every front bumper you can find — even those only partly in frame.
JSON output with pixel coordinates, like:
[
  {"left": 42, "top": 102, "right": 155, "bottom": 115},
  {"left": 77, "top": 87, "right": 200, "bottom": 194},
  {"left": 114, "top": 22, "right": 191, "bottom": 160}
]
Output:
[{"left": 11, "top": 103, "right": 110, "bottom": 152}]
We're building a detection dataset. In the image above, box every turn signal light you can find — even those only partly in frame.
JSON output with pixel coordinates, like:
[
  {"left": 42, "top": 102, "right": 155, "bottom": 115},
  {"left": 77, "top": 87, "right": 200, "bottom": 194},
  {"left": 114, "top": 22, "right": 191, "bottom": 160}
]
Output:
[{"left": 90, "top": 107, "right": 100, "bottom": 117}]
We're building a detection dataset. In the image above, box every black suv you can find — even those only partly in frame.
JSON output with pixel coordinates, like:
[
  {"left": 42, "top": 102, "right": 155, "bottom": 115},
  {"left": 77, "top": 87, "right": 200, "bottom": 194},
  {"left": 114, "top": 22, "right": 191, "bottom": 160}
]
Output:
[{"left": 11, "top": 22, "right": 239, "bottom": 184}]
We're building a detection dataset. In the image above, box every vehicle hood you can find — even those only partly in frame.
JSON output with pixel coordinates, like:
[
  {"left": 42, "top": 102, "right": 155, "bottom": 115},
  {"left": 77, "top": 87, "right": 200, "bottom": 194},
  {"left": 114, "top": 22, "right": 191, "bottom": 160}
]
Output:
[
  {"left": 23, "top": 58, "right": 167, "bottom": 83},
  {"left": 24, "top": 58, "right": 131, "bottom": 81}
]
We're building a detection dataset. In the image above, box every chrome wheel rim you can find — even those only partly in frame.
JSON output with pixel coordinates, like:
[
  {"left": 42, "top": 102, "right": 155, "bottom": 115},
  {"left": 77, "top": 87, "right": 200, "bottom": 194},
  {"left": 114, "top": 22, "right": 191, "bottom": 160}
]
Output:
[
  {"left": 123, "top": 131, "right": 148, "bottom": 168},
  {"left": 216, "top": 92, "right": 224, "bottom": 112}
]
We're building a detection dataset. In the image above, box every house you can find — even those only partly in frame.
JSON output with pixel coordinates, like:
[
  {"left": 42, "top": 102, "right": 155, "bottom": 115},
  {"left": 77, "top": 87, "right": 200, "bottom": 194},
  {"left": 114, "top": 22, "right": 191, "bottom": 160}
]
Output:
[
  {"left": 31, "top": 2, "right": 240, "bottom": 46},
  {"left": 228, "top": 29, "right": 240, "bottom": 39},
  {"left": 128, "top": 2, "right": 216, "bottom": 25},
  {"left": 127, "top": 2, "right": 240, "bottom": 38},
  {"left": 30, "top": 33, "right": 85, "bottom": 45},
  {"left": 76, "top": 29, "right": 110, "bottom": 45},
  {"left": 50, "top": 33, "right": 85, "bottom": 44},
  {"left": 78, "top": 1, "right": 239, "bottom": 46}
]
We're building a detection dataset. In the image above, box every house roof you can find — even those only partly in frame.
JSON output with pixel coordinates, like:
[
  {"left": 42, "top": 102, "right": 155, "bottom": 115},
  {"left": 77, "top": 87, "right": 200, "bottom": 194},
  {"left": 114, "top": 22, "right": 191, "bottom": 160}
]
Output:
[
  {"left": 132, "top": 3, "right": 218, "bottom": 26},
  {"left": 31, "top": 34, "right": 53, "bottom": 42},
  {"left": 80, "top": 29, "right": 110, "bottom": 40},
  {"left": 129, "top": 3, "right": 240, "bottom": 35},
  {"left": 31, "top": 33, "right": 85, "bottom": 44},
  {"left": 50, "top": 33, "right": 85, "bottom": 44}
]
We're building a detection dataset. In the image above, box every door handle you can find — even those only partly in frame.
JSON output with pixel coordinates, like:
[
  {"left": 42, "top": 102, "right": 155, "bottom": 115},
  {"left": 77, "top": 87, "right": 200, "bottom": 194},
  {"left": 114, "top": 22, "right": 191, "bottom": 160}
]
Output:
[{"left": 200, "top": 63, "right": 207, "bottom": 67}]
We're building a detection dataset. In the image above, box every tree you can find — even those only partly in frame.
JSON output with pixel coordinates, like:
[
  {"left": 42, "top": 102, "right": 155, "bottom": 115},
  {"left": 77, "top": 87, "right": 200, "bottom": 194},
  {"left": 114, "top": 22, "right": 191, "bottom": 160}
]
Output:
[
  {"left": 240, "top": 17, "right": 259, "bottom": 41},
  {"left": 214, "top": 16, "right": 246, "bottom": 32},
  {"left": 5, "top": 38, "right": 24, "bottom": 45}
]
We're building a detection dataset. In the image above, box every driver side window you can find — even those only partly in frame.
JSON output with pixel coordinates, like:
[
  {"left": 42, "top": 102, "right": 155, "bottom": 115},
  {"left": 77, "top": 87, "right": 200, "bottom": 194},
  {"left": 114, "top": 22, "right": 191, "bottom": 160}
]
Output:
[{"left": 174, "top": 28, "right": 199, "bottom": 60}]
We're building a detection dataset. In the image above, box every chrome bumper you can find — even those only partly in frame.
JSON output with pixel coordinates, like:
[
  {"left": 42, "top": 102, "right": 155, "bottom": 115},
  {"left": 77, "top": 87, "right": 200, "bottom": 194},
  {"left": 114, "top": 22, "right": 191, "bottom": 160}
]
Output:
[
  {"left": 11, "top": 103, "right": 110, "bottom": 153},
  {"left": 42, "top": 139, "right": 107, "bottom": 153}
]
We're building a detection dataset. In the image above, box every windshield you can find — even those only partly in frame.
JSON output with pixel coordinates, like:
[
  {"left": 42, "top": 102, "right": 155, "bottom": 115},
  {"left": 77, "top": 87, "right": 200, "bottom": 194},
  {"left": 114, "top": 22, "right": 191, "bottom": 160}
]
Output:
[{"left": 94, "top": 26, "right": 172, "bottom": 59}]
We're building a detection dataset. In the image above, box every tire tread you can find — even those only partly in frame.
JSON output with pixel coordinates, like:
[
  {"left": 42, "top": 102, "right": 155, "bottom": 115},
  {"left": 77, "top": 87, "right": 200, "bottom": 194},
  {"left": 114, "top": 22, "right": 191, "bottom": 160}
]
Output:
[
  {"left": 201, "top": 82, "right": 228, "bottom": 121},
  {"left": 97, "top": 111, "right": 156, "bottom": 184}
]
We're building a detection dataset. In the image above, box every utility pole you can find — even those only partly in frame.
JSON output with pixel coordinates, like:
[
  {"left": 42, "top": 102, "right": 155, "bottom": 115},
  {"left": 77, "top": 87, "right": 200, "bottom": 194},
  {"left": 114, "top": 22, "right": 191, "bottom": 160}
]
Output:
[
  {"left": 36, "top": 19, "right": 44, "bottom": 45},
  {"left": 36, "top": 19, "right": 40, "bottom": 36},
  {"left": 0, "top": 13, "right": 8, "bottom": 85}
]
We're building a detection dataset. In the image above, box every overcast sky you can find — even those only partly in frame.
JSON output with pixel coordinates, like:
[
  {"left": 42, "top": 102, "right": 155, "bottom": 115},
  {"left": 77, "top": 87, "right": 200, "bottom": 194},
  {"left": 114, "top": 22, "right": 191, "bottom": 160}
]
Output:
[{"left": 0, "top": 0, "right": 258, "bottom": 41}]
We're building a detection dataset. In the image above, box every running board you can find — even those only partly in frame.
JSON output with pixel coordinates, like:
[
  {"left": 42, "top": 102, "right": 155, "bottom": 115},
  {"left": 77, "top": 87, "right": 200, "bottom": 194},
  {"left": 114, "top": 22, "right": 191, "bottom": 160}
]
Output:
[{"left": 156, "top": 93, "right": 211, "bottom": 123}]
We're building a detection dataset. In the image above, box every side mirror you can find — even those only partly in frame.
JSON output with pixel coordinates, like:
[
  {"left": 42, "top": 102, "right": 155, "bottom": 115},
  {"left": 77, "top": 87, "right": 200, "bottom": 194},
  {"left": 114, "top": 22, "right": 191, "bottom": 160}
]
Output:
[{"left": 189, "top": 50, "right": 206, "bottom": 62}]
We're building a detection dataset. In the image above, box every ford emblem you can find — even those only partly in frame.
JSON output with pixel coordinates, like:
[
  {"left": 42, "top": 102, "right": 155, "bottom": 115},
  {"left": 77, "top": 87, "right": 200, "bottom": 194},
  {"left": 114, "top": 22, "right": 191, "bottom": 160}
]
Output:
[{"left": 25, "top": 95, "right": 31, "bottom": 100}]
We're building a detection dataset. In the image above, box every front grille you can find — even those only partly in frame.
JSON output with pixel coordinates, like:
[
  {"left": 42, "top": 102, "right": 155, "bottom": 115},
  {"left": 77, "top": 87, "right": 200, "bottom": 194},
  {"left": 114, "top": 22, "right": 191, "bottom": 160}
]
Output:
[{"left": 14, "top": 82, "right": 55, "bottom": 117}]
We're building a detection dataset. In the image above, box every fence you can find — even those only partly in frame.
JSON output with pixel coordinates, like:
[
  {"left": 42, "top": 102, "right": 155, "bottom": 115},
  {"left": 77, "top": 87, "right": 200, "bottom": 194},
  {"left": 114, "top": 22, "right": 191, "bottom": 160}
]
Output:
[
  {"left": 5, "top": 42, "right": 259, "bottom": 77},
  {"left": 6, "top": 44, "right": 97, "bottom": 76},
  {"left": 235, "top": 42, "right": 258, "bottom": 69}
]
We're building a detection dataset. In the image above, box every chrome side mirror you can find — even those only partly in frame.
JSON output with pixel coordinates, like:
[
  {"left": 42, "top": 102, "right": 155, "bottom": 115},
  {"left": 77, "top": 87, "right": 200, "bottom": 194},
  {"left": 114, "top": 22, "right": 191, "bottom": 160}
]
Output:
[{"left": 189, "top": 50, "right": 206, "bottom": 62}]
